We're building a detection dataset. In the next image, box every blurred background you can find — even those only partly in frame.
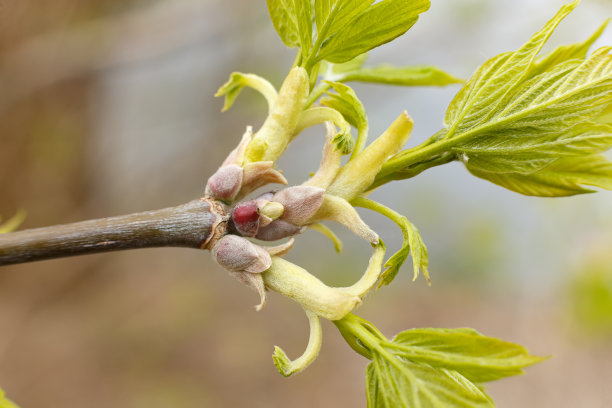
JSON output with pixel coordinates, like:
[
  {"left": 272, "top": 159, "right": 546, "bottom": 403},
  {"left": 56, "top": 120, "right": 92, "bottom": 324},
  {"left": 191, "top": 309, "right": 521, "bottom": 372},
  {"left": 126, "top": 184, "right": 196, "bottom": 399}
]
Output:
[{"left": 1, "top": 0, "right": 611, "bottom": 406}]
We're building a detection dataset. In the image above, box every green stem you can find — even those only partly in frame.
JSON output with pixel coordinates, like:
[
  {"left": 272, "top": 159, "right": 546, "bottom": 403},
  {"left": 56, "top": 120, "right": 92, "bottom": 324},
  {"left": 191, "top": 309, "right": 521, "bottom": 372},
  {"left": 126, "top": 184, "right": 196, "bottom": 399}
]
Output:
[
  {"left": 349, "top": 124, "right": 369, "bottom": 161},
  {"left": 305, "top": 82, "right": 332, "bottom": 109}
]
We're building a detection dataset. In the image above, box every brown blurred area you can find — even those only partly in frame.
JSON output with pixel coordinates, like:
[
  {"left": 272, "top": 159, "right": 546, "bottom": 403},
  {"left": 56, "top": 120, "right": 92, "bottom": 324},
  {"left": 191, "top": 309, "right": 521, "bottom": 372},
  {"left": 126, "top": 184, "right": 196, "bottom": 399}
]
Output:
[{"left": 1, "top": 1, "right": 612, "bottom": 407}]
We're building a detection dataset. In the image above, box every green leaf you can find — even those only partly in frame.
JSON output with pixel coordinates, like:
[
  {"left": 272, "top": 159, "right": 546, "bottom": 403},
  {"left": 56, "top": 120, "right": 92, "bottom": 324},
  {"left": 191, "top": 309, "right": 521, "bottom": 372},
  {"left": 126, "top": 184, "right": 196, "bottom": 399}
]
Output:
[
  {"left": 335, "top": 65, "right": 464, "bottom": 87},
  {"left": 314, "top": 0, "right": 374, "bottom": 43},
  {"left": 458, "top": 122, "right": 612, "bottom": 175},
  {"left": 0, "top": 388, "right": 19, "bottom": 408},
  {"left": 267, "top": 0, "right": 300, "bottom": 48},
  {"left": 529, "top": 18, "right": 609, "bottom": 78},
  {"left": 351, "top": 198, "right": 429, "bottom": 285},
  {"left": 386, "top": 328, "right": 546, "bottom": 383},
  {"left": 214, "top": 72, "right": 277, "bottom": 112},
  {"left": 336, "top": 315, "right": 546, "bottom": 408},
  {"left": 294, "top": 0, "right": 314, "bottom": 56},
  {"left": 382, "top": 216, "right": 429, "bottom": 286},
  {"left": 317, "top": 0, "right": 430, "bottom": 63},
  {"left": 320, "top": 81, "right": 368, "bottom": 130},
  {"left": 467, "top": 155, "right": 612, "bottom": 197},
  {"left": 598, "top": 102, "right": 612, "bottom": 125},
  {"left": 434, "top": 1, "right": 612, "bottom": 195},
  {"left": 366, "top": 352, "right": 494, "bottom": 408},
  {"left": 444, "top": 0, "right": 580, "bottom": 136},
  {"left": 321, "top": 54, "right": 369, "bottom": 78}
]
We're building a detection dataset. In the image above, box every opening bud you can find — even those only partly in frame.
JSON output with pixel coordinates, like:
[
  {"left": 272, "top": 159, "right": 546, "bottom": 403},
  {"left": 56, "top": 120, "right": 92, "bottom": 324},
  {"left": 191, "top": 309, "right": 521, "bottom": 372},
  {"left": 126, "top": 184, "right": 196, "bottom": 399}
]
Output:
[{"left": 231, "top": 200, "right": 260, "bottom": 237}]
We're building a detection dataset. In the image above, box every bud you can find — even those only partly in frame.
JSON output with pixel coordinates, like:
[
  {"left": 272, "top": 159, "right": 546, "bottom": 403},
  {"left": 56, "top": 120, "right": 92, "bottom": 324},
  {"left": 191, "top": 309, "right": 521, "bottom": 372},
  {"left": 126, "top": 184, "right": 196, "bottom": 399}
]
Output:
[
  {"left": 205, "top": 164, "right": 243, "bottom": 202},
  {"left": 327, "top": 112, "right": 413, "bottom": 200},
  {"left": 259, "top": 201, "right": 284, "bottom": 227},
  {"left": 272, "top": 186, "right": 325, "bottom": 226},
  {"left": 212, "top": 235, "right": 271, "bottom": 274},
  {"left": 231, "top": 200, "right": 260, "bottom": 237},
  {"left": 256, "top": 219, "right": 304, "bottom": 241}
]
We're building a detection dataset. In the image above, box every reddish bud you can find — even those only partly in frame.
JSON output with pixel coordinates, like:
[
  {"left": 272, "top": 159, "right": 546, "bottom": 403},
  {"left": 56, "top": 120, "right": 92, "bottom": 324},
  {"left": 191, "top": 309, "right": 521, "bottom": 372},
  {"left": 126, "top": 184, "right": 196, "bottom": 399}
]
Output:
[{"left": 231, "top": 200, "right": 260, "bottom": 237}]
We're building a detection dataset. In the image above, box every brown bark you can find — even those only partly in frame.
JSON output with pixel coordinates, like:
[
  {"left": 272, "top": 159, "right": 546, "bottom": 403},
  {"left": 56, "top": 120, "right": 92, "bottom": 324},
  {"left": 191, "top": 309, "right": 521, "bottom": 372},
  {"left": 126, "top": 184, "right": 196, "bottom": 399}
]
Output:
[{"left": 0, "top": 197, "right": 227, "bottom": 266}]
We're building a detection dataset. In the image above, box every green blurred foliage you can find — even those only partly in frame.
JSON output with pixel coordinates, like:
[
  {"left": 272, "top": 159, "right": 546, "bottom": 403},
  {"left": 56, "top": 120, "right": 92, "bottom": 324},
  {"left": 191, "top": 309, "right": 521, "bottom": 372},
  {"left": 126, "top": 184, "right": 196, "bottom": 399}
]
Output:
[{"left": 567, "top": 254, "right": 612, "bottom": 339}]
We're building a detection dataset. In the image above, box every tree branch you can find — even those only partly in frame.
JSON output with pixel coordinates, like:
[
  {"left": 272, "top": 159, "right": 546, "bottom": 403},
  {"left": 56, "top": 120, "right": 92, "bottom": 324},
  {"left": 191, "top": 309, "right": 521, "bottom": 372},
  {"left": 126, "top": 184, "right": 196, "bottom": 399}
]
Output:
[{"left": 0, "top": 197, "right": 227, "bottom": 266}]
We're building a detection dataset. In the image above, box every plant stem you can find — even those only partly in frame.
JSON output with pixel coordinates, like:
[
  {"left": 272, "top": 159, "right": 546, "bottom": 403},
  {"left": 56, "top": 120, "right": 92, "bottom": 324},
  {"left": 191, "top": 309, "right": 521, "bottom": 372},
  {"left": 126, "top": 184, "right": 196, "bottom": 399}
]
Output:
[{"left": 0, "top": 197, "right": 227, "bottom": 266}]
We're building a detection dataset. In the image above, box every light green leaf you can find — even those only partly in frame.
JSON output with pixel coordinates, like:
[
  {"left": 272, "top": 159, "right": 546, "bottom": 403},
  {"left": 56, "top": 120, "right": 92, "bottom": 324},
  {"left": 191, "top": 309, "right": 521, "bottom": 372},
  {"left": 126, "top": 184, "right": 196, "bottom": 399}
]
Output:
[
  {"left": 366, "top": 352, "right": 494, "bottom": 408},
  {"left": 321, "top": 54, "right": 369, "bottom": 78},
  {"left": 467, "top": 155, "right": 612, "bottom": 197},
  {"left": 383, "top": 216, "right": 429, "bottom": 286},
  {"left": 335, "top": 315, "right": 545, "bottom": 408},
  {"left": 320, "top": 81, "right": 368, "bottom": 130},
  {"left": 444, "top": 0, "right": 579, "bottom": 135},
  {"left": 434, "top": 1, "right": 612, "bottom": 195},
  {"left": 267, "top": 0, "right": 314, "bottom": 54},
  {"left": 351, "top": 197, "right": 429, "bottom": 285},
  {"left": 529, "top": 19, "right": 609, "bottom": 78},
  {"left": 598, "top": 102, "right": 612, "bottom": 125},
  {"left": 294, "top": 0, "right": 314, "bottom": 56},
  {"left": 267, "top": 0, "right": 300, "bottom": 48},
  {"left": 336, "top": 65, "right": 464, "bottom": 87},
  {"left": 457, "top": 122, "right": 612, "bottom": 175},
  {"left": 317, "top": 0, "right": 430, "bottom": 63},
  {"left": 214, "top": 72, "right": 278, "bottom": 112},
  {"left": 314, "top": 0, "right": 374, "bottom": 42},
  {"left": 0, "top": 388, "right": 19, "bottom": 408},
  {"left": 386, "top": 328, "right": 545, "bottom": 383}
]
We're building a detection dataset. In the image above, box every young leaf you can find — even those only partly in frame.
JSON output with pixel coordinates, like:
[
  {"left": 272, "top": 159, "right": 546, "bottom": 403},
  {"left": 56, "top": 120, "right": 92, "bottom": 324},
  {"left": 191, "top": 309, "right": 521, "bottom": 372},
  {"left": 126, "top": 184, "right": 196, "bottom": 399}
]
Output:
[
  {"left": 321, "top": 54, "right": 369, "bottom": 78},
  {"left": 316, "top": 0, "right": 430, "bottom": 63},
  {"left": 334, "top": 65, "right": 463, "bottom": 87},
  {"left": 457, "top": 122, "right": 612, "bottom": 175},
  {"left": 444, "top": 0, "right": 579, "bottom": 136},
  {"left": 372, "top": 2, "right": 612, "bottom": 194},
  {"left": 467, "top": 155, "right": 612, "bottom": 197},
  {"left": 314, "top": 0, "right": 374, "bottom": 44},
  {"left": 528, "top": 18, "right": 609, "bottom": 78},
  {"left": 351, "top": 197, "right": 429, "bottom": 285},
  {"left": 383, "top": 216, "right": 429, "bottom": 285},
  {"left": 336, "top": 315, "right": 545, "bottom": 408},
  {"left": 598, "top": 102, "right": 612, "bottom": 124},
  {"left": 294, "top": 0, "right": 314, "bottom": 56},
  {"left": 386, "top": 328, "right": 546, "bottom": 383},
  {"left": 320, "top": 81, "right": 368, "bottom": 131},
  {"left": 215, "top": 72, "right": 278, "bottom": 112},
  {"left": 267, "top": 0, "right": 300, "bottom": 48},
  {"left": 366, "top": 352, "right": 494, "bottom": 408}
]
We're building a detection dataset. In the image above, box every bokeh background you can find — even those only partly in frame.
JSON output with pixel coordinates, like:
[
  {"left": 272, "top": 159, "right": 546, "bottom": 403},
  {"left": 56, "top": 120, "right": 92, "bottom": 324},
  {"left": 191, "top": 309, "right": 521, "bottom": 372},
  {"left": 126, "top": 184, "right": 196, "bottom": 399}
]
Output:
[{"left": 1, "top": 0, "right": 611, "bottom": 407}]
